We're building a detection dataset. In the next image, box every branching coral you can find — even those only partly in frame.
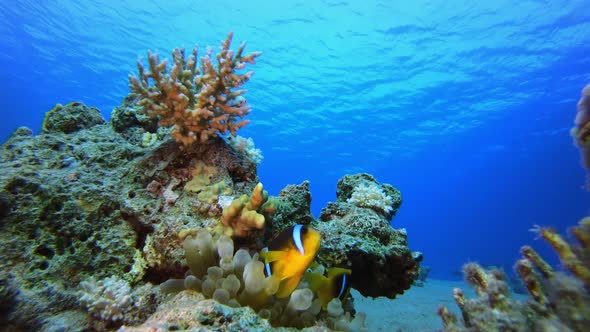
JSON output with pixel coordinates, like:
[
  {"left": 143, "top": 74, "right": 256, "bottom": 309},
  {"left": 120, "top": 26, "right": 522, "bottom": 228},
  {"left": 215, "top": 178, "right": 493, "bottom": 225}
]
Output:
[
  {"left": 128, "top": 32, "right": 261, "bottom": 145},
  {"left": 439, "top": 217, "right": 590, "bottom": 332}
]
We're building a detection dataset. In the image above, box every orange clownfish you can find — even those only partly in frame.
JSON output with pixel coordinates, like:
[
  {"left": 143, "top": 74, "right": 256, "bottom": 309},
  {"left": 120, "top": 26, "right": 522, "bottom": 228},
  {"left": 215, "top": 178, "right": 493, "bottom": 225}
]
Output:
[
  {"left": 305, "top": 267, "right": 352, "bottom": 309},
  {"left": 261, "top": 224, "right": 321, "bottom": 298}
]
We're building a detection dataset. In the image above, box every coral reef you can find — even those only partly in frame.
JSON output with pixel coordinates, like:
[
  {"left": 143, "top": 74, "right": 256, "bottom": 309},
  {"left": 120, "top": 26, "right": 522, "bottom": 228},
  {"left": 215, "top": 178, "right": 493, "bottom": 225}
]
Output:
[
  {"left": 78, "top": 276, "right": 158, "bottom": 330},
  {"left": 0, "top": 98, "right": 405, "bottom": 330},
  {"left": 119, "top": 292, "right": 285, "bottom": 332},
  {"left": 268, "top": 181, "right": 316, "bottom": 238},
  {"left": 572, "top": 83, "right": 590, "bottom": 189},
  {"left": 183, "top": 160, "right": 233, "bottom": 204},
  {"left": 0, "top": 103, "right": 146, "bottom": 329},
  {"left": 439, "top": 218, "right": 590, "bottom": 332},
  {"left": 0, "top": 99, "right": 257, "bottom": 330},
  {"left": 260, "top": 176, "right": 421, "bottom": 299},
  {"left": 129, "top": 32, "right": 261, "bottom": 145},
  {"left": 0, "top": 34, "right": 419, "bottom": 331}
]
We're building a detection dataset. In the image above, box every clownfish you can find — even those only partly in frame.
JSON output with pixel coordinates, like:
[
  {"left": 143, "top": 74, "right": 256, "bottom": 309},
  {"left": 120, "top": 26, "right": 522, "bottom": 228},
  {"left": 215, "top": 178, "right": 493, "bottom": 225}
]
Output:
[
  {"left": 261, "top": 224, "right": 321, "bottom": 298},
  {"left": 305, "top": 267, "right": 352, "bottom": 309}
]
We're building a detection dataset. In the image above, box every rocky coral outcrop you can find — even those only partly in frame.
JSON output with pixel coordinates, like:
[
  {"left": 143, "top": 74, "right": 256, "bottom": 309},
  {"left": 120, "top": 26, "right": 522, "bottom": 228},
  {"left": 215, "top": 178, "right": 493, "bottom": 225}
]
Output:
[
  {"left": 0, "top": 99, "right": 257, "bottom": 330},
  {"left": 268, "top": 181, "right": 315, "bottom": 237},
  {"left": 0, "top": 101, "right": 420, "bottom": 330},
  {"left": 1, "top": 110, "right": 144, "bottom": 329},
  {"left": 270, "top": 174, "right": 422, "bottom": 299},
  {"left": 312, "top": 174, "right": 421, "bottom": 298}
]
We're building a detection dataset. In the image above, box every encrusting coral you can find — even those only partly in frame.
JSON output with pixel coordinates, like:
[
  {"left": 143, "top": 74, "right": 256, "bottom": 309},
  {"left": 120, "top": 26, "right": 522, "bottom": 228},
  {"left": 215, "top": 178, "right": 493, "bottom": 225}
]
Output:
[
  {"left": 129, "top": 32, "right": 261, "bottom": 145},
  {"left": 183, "top": 160, "right": 233, "bottom": 204},
  {"left": 438, "top": 217, "right": 590, "bottom": 332}
]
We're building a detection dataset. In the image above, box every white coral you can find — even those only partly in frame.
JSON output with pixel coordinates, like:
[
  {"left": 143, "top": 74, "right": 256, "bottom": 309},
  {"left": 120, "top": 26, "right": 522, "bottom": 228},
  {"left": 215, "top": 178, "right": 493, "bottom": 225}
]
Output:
[
  {"left": 79, "top": 275, "right": 134, "bottom": 321},
  {"left": 226, "top": 135, "right": 263, "bottom": 164},
  {"left": 347, "top": 182, "right": 393, "bottom": 213}
]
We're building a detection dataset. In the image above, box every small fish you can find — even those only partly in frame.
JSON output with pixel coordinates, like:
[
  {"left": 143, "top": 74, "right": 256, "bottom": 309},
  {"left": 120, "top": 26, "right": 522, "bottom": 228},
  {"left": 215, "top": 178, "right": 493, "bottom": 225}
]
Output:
[
  {"left": 261, "top": 224, "right": 321, "bottom": 298},
  {"left": 229, "top": 95, "right": 247, "bottom": 107},
  {"left": 305, "top": 267, "right": 352, "bottom": 309}
]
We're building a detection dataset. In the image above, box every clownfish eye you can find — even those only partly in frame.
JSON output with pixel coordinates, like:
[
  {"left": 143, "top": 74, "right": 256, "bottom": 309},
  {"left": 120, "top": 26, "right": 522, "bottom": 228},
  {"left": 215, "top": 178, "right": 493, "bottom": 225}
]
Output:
[{"left": 301, "top": 226, "right": 308, "bottom": 234}]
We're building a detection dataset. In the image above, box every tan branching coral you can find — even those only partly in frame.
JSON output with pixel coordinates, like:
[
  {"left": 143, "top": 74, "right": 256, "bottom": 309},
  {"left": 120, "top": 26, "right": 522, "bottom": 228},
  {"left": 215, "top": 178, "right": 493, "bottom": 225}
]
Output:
[
  {"left": 128, "top": 32, "right": 261, "bottom": 145},
  {"left": 439, "top": 217, "right": 590, "bottom": 332},
  {"left": 531, "top": 221, "right": 590, "bottom": 290}
]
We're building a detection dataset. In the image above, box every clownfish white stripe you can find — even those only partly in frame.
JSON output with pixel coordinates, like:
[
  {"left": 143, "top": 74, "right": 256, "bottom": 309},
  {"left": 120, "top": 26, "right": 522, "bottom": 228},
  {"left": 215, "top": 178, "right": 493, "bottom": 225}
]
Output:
[
  {"left": 262, "top": 247, "right": 272, "bottom": 277},
  {"left": 338, "top": 274, "right": 347, "bottom": 299},
  {"left": 292, "top": 224, "right": 305, "bottom": 256}
]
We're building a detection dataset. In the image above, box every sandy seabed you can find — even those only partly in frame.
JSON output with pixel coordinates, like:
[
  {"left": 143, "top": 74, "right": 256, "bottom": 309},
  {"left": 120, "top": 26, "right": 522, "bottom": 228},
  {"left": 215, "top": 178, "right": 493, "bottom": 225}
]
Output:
[{"left": 353, "top": 279, "right": 473, "bottom": 332}]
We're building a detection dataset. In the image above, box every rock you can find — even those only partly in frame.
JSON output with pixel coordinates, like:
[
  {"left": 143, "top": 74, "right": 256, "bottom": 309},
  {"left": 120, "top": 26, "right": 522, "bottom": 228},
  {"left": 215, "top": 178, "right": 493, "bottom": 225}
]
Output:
[
  {"left": 313, "top": 174, "right": 421, "bottom": 298},
  {"left": 41, "top": 101, "right": 105, "bottom": 134},
  {"left": 0, "top": 100, "right": 256, "bottom": 330}
]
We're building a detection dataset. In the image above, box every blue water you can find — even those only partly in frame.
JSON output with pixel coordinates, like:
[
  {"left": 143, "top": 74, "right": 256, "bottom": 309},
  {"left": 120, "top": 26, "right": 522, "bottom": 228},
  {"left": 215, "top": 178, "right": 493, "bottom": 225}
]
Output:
[{"left": 1, "top": 0, "right": 589, "bottom": 280}]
